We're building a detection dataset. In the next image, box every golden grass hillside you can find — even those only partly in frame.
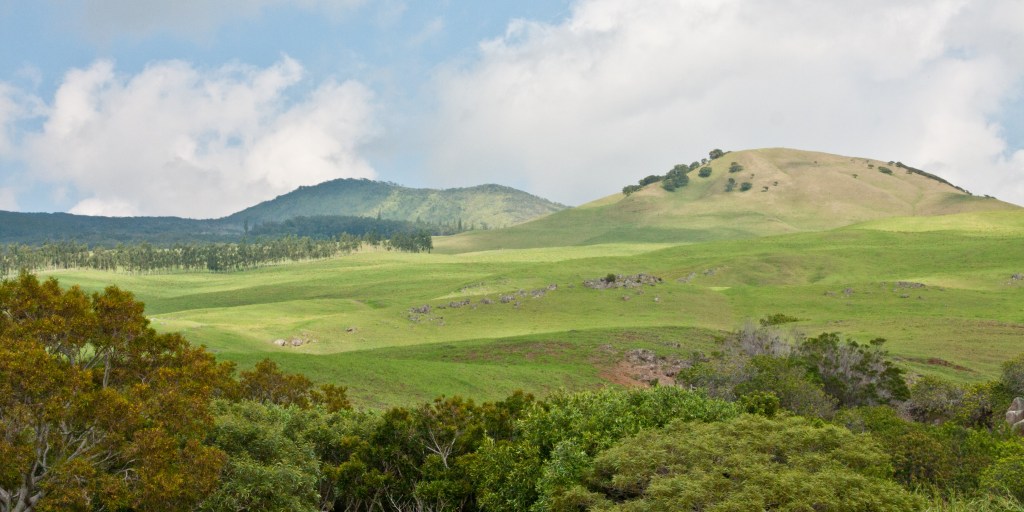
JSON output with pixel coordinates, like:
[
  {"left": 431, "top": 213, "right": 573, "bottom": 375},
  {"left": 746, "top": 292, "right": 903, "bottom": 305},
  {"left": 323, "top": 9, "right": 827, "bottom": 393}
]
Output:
[{"left": 435, "top": 148, "right": 1018, "bottom": 253}]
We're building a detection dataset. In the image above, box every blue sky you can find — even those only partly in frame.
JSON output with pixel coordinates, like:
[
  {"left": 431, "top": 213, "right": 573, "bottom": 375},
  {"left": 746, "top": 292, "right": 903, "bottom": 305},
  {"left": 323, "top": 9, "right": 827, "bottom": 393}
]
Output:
[{"left": 1, "top": 0, "right": 1022, "bottom": 217}]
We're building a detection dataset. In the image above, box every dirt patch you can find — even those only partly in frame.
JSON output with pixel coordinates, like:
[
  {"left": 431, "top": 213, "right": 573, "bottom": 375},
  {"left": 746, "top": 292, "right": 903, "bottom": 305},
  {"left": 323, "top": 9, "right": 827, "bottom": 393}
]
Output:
[{"left": 904, "top": 356, "right": 975, "bottom": 373}]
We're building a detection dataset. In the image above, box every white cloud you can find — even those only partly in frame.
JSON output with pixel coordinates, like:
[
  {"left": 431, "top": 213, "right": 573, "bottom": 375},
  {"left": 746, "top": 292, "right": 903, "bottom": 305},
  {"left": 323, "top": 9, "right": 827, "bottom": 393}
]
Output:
[
  {"left": 20, "top": 57, "right": 378, "bottom": 218},
  {"left": 428, "top": 0, "right": 1024, "bottom": 206},
  {"left": 69, "top": 0, "right": 366, "bottom": 41},
  {"left": 0, "top": 187, "right": 17, "bottom": 211}
]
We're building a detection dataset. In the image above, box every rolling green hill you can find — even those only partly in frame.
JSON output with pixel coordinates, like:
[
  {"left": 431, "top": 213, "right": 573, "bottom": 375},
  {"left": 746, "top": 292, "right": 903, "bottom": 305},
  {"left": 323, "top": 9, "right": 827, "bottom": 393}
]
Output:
[
  {"left": 435, "top": 148, "right": 1019, "bottom": 252},
  {"left": 0, "top": 179, "right": 565, "bottom": 245},
  {"left": 226, "top": 179, "right": 565, "bottom": 230}
]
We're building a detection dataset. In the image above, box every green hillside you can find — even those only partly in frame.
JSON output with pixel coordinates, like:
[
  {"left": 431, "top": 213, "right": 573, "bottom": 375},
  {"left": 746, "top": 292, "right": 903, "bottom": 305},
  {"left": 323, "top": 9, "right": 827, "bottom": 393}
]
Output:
[
  {"left": 226, "top": 179, "right": 565, "bottom": 229},
  {"left": 44, "top": 209, "right": 1024, "bottom": 407},
  {"left": 435, "top": 148, "right": 1018, "bottom": 252}
]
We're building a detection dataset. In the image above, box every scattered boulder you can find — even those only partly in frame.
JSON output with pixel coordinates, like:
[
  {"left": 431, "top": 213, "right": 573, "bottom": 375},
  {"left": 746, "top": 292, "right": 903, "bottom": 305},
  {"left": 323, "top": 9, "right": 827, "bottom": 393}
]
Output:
[
  {"left": 677, "top": 272, "right": 697, "bottom": 284},
  {"left": 346, "top": 327, "right": 357, "bottom": 333},
  {"left": 499, "top": 294, "right": 516, "bottom": 304},
  {"left": 448, "top": 299, "right": 471, "bottom": 308},
  {"left": 481, "top": 297, "right": 493, "bottom": 305},
  {"left": 409, "top": 304, "right": 431, "bottom": 314},
  {"left": 1012, "top": 273, "right": 1023, "bottom": 281},
  {"left": 272, "top": 339, "right": 287, "bottom": 347},
  {"left": 584, "top": 273, "right": 663, "bottom": 289},
  {"left": 1007, "top": 397, "right": 1024, "bottom": 435},
  {"left": 894, "top": 281, "right": 926, "bottom": 289}
]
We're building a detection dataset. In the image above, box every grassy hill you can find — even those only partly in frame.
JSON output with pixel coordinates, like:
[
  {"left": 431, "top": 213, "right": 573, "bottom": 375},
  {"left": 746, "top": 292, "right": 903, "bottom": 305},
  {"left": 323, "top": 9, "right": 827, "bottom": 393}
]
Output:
[
  {"left": 1, "top": 180, "right": 565, "bottom": 245},
  {"left": 43, "top": 208, "right": 1024, "bottom": 407},
  {"left": 435, "top": 148, "right": 1018, "bottom": 252},
  {"left": 226, "top": 179, "right": 565, "bottom": 230}
]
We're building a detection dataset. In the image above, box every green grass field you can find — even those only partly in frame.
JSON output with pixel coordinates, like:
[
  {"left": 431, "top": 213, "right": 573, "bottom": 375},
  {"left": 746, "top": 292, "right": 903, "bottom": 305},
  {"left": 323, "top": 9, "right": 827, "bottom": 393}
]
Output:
[{"left": 41, "top": 208, "right": 1024, "bottom": 407}]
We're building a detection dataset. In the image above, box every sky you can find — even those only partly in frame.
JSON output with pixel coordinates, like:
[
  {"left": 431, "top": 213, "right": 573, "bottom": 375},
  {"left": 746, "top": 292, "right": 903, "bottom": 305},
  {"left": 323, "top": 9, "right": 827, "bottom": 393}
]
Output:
[{"left": 0, "top": 0, "right": 1022, "bottom": 218}]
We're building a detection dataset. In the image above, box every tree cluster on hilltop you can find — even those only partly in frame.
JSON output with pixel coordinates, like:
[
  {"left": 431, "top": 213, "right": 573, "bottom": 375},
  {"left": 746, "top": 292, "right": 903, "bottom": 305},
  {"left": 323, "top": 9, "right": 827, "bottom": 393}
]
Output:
[
  {"left": 2, "top": 275, "right": 1023, "bottom": 511},
  {"left": 622, "top": 149, "right": 728, "bottom": 196}
]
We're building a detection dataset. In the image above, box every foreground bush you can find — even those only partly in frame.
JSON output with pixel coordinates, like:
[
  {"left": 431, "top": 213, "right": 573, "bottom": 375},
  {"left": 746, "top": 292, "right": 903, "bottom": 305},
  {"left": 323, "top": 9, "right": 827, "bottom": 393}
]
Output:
[{"left": 582, "top": 415, "right": 923, "bottom": 511}]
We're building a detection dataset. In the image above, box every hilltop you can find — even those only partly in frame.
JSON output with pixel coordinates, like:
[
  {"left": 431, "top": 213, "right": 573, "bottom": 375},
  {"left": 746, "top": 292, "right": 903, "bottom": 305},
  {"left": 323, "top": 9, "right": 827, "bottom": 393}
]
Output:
[
  {"left": 226, "top": 179, "right": 565, "bottom": 230},
  {"left": 435, "top": 148, "right": 1019, "bottom": 252}
]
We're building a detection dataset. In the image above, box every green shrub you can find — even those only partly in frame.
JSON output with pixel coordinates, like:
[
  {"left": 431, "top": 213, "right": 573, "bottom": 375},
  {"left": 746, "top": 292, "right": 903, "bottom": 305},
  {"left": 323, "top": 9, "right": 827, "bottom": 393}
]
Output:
[
  {"left": 621, "top": 184, "right": 641, "bottom": 196},
  {"left": 729, "top": 162, "right": 744, "bottom": 173},
  {"left": 638, "top": 175, "right": 661, "bottom": 186},
  {"left": 879, "top": 166, "right": 894, "bottom": 175},
  {"left": 697, "top": 166, "right": 712, "bottom": 178},
  {"left": 725, "top": 177, "right": 736, "bottom": 192},
  {"left": 586, "top": 415, "right": 923, "bottom": 511},
  {"left": 739, "top": 182, "right": 752, "bottom": 192}
]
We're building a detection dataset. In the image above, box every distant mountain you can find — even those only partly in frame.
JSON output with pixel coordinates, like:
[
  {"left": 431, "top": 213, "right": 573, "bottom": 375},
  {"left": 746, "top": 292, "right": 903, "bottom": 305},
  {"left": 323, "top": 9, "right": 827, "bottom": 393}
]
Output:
[
  {"left": 0, "top": 179, "right": 565, "bottom": 245},
  {"left": 435, "top": 147, "right": 1020, "bottom": 252},
  {"left": 225, "top": 179, "right": 566, "bottom": 230},
  {"left": 0, "top": 211, "right": 236, "bottom": 246}
]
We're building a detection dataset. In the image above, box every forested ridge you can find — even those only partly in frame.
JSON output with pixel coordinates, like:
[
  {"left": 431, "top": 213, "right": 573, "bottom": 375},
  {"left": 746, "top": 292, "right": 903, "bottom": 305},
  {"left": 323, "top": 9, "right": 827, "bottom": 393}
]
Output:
[{"left": 3, "top": 274, "right": 1024, "bottom": 511}]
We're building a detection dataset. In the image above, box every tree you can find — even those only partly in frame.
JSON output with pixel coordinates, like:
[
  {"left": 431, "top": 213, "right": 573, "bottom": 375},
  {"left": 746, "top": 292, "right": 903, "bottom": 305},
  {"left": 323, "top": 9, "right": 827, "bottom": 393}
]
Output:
[
  {"left": 0, "top": 273, "right": 232, "bottom": 512},
  {"left": 585, "top": 415, "right": 923, "bottom": 511},
  {"left": 709, "top": 148, "right": 725, "bottom": 159},
  {"left": 798, "top": 333, "right": 909, "bottom": 407}
]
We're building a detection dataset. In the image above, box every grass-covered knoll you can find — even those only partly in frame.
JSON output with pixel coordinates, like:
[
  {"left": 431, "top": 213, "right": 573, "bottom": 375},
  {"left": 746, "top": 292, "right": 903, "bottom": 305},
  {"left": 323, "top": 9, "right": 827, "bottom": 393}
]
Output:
[
  {"left": 44, "top": 208, "right": 1024, "bottom": 406},
  {"left": 226, "top": 179, "right": 565, "bottom": 230},
  {"left": 435, "top": 148, "right": 1018, "bottom": 252}
]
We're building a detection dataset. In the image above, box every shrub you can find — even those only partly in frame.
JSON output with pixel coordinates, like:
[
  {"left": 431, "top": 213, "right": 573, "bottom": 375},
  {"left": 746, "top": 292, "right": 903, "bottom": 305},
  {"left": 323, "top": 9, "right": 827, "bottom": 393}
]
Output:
[
  {"left": 661, "top": 167, "right": 689, "bottom": 191},
  {"left": 621, "top": 184, "right": 641, "bottom": 196},
  {"left": 725, "top": 177, "right": 736, "bottom": 192},
  {"left": 798, "top": 333, "right": 909, "bottom": 407},
  {"left": 709, "top": 148, "right": 725, "bottom": 159},
  {"left": 879, "top": 166, "right": 894, "bottom": 175},
  {"left": 1000, "top": 353, "right": 1024, "bottom": 396},
  {"left": 638, "top": 175, "right": 662, "bottom": 186},
  {"left": 697, "top": 166, "right": 712, "bottom": 178},
  {"left": 586, "top": 415, "right": 924, "bottom": 511},
  {"left": 729, "top": 162, "right": 744, "bottom": 173},
  {"left": 739, "top": 182, "right": 752, "bottom": 192}
]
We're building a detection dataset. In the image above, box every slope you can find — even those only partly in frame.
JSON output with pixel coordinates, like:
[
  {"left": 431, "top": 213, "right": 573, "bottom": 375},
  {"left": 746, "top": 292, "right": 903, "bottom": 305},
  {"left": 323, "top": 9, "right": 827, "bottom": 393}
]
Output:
[
  {"left": 435, "top": 148, "right": 1018, "bottom": 253},
  {"left": 225, "top": 179, "right": 566, "bottom": 229}
]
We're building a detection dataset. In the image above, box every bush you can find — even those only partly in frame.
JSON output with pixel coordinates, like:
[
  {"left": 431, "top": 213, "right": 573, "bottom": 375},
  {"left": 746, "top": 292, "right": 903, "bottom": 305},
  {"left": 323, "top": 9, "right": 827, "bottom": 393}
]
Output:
[
  {"left": 798, "top": 333, "right": 909, "bottom": 407},
  {"left": 661, "top": 168, "right": 689, "bottom": 191},
  {"left": 725, "top": 177, "right": 736, "bottom": 192},
  {"left": 1000, "top": 353, "right": 1024, "bottom": 396},
  {"left": 697, "top": 166, "right": 712, "bottom": 178},
  {"left": 739, "top": 182, "right": 752, "bottom": 192},
  {"left": 586, "top": 415, "right": 923, "bottom": 511},
  {"left": 879, "top": 166, "right": 894, "bottom": 175},
  {"left": 638, "top": 175, "right": 662, "bottom": 186},
  {"left": 621, "top": 184, "right": 641, "bottom": 196},
  {"left": 760, "top": 313, "right": 800, "bottom": 326},
  {"left": 729, "top": 162, "right": 744, "bottom": 173},
  {"left": 903, "top": 376, "right": 965, "bottom": 424}
]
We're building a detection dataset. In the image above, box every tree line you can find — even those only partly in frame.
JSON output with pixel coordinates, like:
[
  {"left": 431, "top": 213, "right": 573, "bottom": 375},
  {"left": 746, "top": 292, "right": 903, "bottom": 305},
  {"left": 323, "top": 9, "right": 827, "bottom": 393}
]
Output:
[
  {"left": 0, "top": 231, "right": 433, "bottom": 277},
  {"left": 2, "top": 275, "right": 1023, "bottom": 511}
]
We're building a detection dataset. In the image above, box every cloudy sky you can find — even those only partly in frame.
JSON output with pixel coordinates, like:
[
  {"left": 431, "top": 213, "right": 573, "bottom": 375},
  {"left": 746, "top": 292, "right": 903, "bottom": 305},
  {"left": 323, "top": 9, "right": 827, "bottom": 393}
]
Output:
[{"left": 0, "top": 0, "right": 1022, "bottom": 217}]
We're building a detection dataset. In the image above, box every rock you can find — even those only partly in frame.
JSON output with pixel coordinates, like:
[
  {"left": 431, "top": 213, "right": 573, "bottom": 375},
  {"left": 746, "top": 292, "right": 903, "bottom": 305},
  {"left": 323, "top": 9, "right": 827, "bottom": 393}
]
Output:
[
  {"left": 584, "top": 273, "right": 663, "bottom": 289},
  {"left": 409, "top": 304, "right": 431, "bottom": 314},
  {"left": 291, "top": 338, "right": 304, "bottom": 347},
  {"left": 1007, "top": 397, "right": 1024, "bottom": 434},
  {"left": 273, "top": 339, "right": 287, "bottom": 347},
  {"left": 1011, "top": 273, "right": 1023, "bottom": 281},
  {"left": 346, "top": 327, "right": 357, "bottom": 333},
  {"left": 894, "top": 281, "right": 926, "bottom": 289}
]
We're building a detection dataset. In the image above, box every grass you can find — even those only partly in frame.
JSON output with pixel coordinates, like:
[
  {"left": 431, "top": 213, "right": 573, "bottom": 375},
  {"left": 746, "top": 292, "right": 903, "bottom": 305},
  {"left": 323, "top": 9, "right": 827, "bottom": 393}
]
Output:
[{"left": 40, "top": 207, "right": 1024, "bottom": 407}]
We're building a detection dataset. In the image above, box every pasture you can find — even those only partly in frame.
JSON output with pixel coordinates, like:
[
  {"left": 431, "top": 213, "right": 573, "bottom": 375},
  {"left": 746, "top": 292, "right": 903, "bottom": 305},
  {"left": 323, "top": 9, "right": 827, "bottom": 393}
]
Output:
[{"left": 45, "top": 210, "right": 1024, "bottom": 406}]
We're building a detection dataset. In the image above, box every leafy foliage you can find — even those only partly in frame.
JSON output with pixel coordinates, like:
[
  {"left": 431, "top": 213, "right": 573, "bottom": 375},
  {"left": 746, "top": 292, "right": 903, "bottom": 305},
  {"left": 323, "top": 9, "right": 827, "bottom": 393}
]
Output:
[
  {"left": 0, "top": 273, "right": 232, "bottom": 511},
  {"left": 585, "top": 415, "right": 923, "bottom": 511}
]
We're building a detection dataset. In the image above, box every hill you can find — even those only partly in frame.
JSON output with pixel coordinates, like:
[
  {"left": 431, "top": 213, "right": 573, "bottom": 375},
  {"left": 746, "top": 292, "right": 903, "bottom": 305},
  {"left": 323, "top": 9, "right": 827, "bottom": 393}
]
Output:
[
  {"left": 434, "top": 148, "right": 1019, "bottom": 252},
  {"left": 225, "top": 179, "right": 565, "bottom": 230},
  {"left": 0, "top": 211, "right": 237, "bottom": 245},
  {"left": 0, "top": 180, "right": 564, "bottom": 245}
]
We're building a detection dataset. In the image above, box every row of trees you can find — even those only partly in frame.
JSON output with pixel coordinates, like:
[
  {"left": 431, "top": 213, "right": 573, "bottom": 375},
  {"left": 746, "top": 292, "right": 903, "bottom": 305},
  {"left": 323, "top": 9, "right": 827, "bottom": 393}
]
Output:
[
  {"left": 622, "top": 149, "right": 730, "bottom": 196},
  {"left": 0, "top": 230, "right": 433, "bottom": 276},
  {"left": 3, "top": 275, "right": 1023, "bottom": 511}
]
